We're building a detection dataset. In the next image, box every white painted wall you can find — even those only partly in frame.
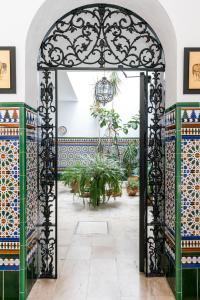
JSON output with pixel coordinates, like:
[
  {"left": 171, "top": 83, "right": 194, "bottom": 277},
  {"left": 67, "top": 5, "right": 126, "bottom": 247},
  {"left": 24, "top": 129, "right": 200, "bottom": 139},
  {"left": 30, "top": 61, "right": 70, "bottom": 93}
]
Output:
[
  {"left": 58, "top": 71, "right": 98, "bottom": 137},
  {"left": 58, "top": 71, "right": 140, "bottom": 137},
  {"left": 0, "top": 0, "right": 200, "bottom": 108}
]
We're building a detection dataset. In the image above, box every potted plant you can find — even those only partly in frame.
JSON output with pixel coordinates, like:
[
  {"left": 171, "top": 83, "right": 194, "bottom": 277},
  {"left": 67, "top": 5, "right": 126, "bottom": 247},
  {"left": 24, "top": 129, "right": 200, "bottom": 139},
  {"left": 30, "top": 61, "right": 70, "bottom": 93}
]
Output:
[
  {"left": 122, "top": 141, "right": 139, "bottom": 179},
  {"left": 90, "top": 104, "right": 140, "bottom": 160},
  {"left": 79, "top": 155, "right": 124, "bottom": 207},
  {"left": 61, "top": 163, "right": 83, "bottom": 193},
  {"left": 127, "top": 177, "right": 139, "bottom": 196}
]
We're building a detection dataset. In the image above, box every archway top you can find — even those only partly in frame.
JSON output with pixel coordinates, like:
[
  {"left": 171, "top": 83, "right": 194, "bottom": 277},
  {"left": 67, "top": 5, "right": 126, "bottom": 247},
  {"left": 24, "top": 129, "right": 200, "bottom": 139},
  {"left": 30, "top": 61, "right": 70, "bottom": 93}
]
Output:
[{"left": 38, "top": 3, "right": 165, "bottom": 71}]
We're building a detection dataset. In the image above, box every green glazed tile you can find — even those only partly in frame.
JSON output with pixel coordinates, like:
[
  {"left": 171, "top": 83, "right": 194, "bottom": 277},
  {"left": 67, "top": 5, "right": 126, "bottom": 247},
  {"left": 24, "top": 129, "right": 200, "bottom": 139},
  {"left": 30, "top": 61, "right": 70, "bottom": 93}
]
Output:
[
  {"left": 182, "top": 269, "right": 198, "bottom": 300},
  {"left": 26, "top": 259, "right": 37, "bottom": 297},
  {"left": 4, "top": 271, "right": 19, "bottom": 300},
  {"left": 164, "top": 254, "right": 176, "bottom": 296},
  {"left": 198, "top": 269, "right": 200, "bottom": 300},
  {"left": 0, "top": 271, "right": 3, "bottom": 300}
]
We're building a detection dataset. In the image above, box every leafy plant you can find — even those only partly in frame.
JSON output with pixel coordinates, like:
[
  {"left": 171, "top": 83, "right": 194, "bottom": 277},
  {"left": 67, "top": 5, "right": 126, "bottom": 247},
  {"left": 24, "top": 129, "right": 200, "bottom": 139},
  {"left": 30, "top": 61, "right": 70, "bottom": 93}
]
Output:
[
  {"left": 91, "top": 106, "right": 123, "bottom": 157},
  {"left": 128, "top": 177, "right": 139, "bottom": 190},
  {"left": 62, "top": 155, "right": 124, "bottom": 207},
  {"left": 91, "top": 106, "right": 139, "bottom": 135},
  {"left": 109, "top": 71, "right": 121, "bottom": 97},
  {"left": 122, "top": 141, "right": 139, "bottom": 177},
  {"left": 62, "top": 163, "right": 83, "bottom": 192},
  {"left": 80, "top": 155, "right": 124, "bottom": 207},
  {"left": 91, "top": 105, "right": 140, "bottom": 159},
  {"left": 123, "top": 115, "right": 140, "bottom": 134},
  {"left": 91, "top": 107, "right": 122, "bottom": 132}
]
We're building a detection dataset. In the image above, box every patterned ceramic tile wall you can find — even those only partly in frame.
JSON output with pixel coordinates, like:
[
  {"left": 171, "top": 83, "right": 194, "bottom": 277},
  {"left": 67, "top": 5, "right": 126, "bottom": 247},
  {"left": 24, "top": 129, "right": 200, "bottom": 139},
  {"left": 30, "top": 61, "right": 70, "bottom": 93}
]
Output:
[
  {"left": 0, "top": 108, "right": 20, "bottom": 272},
  {"left": 58, "top": 137, "right": 138, "bottom": 172},
  {"left": 165, "top": 109, "right": 176, "bottom": 262},
  {"left": 181, "top": 108, "right": 200, "bottom": 270},
  {"left": 0, "top": 107, "right": 20, "bottom": 299},
  {"left": 165, "top": 104, "right": 200, "bottom": 300},
  {"left": 26, "top": 109, "right": 38, "bottom": 294},
  {"left": 0, "top": 104, "right": 38, "bottom": 300}
]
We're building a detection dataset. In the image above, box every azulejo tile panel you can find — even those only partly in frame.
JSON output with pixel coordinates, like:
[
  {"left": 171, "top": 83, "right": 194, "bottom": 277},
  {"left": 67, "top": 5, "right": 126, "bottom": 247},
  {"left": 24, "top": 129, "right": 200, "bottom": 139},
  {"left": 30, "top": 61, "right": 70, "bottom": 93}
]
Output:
[
  {"left": 0, "top": 105, "right": 38, "bottom": 299},
  {"left": 26, "top": 140, "right": 38, "bottom": 235},
  {"left": 26, "top": 108, "right": 38, "bottom": 296},
  {"left": 165, "top": 110, "right": 176, "bottom": 261},
  {"left": 165, "top": 109, "right": 175, "bottom": 127},
  {"left": 0, "top": 108, "right": 20, "bottom": 272},
  {"left": 180, "top": 107, "right": 200, "bottom": 269},
  {"left": 26, "top": 110, "right": 38, "bottom": 268},
  {"left": 0, "top": 108, "right": 19, "bottom": 124},
  {"left": 26, "top": 109, "right": 37, "bottom": 128},
  {"left": 58, "top": 137, "right": 138, "bottom": 172}
]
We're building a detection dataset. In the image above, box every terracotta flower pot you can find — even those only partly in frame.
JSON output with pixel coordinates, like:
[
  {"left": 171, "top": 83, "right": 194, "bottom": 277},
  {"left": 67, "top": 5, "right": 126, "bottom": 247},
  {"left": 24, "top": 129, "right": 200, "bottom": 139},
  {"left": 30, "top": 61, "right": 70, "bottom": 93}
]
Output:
[
  {"left": 70, "top": 181, "right": 78, "bottom": 193},
  {"left": 127, "top": 187, "right": 138, "bottom": 196},
  {"left": 80, "top": 192, "right": 90, "bottom": 198},
  {"left": 106, "top": 189, "right": 122, "bottom": 197}
]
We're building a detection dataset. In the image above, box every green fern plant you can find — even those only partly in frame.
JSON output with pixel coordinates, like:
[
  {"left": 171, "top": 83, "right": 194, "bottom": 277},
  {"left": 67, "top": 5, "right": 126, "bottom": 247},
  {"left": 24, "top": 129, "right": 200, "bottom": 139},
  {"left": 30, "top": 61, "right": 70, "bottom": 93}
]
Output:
[
  {"left": 62, "top": 163, "right": 83, "bottom": 192},
  {"left": 79, "top": 155, "right": 124, "bottom": 207},
  {"left": 122, "top": 141, "right": 139, "bottom": 177},
  {"left": 62, "top": 155, "right": 124, "bottom": 207}
]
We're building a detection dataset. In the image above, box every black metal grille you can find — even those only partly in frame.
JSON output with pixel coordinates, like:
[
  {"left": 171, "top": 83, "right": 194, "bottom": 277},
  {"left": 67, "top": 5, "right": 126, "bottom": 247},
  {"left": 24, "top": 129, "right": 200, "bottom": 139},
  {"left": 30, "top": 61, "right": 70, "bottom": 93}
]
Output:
[
  {"left": 38, "top": 4, "right": 165, "bottom": 71},
  {"left": 37, "top": 4, "right": 165, "bottom": 278},
  {"left": 38, "top": 70, "right": 57, "bottom": 278},
  {"left": 146, "top": 71, "right": 165, "bottom": 275}
]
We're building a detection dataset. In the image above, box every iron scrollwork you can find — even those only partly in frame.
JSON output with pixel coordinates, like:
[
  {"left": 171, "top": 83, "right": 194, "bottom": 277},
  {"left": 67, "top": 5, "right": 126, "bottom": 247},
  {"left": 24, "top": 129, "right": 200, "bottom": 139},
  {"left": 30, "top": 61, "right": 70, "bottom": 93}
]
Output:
[
  {"left": 38, "top": 4, "right": 165, "bottom": 70},
  {"left": 37, "top": 4, "right": 166, "bottom": 279},
  {"left": 38, "top": 70, "right": 57, "bottom": 278},
  {"left": 147, "top": 71, "right": 165, "bottom": 275}
]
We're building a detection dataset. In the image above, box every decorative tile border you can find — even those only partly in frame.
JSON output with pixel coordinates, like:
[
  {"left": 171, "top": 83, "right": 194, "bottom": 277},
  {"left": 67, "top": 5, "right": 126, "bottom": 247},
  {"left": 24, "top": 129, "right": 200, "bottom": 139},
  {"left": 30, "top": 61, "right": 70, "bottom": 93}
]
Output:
[
  {"left": 165, "top": 111, "right": 176, "bottom": 261},
  {"left": 165, "top": 109, "right": 175, "bottom": 127},
  {"left": 58, "top": 137, "right": 138, "bottom": 172},
  {"left": 0, "top": 103, "right": 38, "bottom": 299},
  {"left": 181, "top": 255, "right": 200, "bottom": 268},
  {"left": 180, "top": 107, "right": 200, "bottom": 269},
  {"left": 181, "top": 108, "right": 200, "bottom": 123},
  {"left": 166, "top": 104, "right": 200, "bottom": 299},
  {"left": 0, "top": 108, "right": 20, "bottom": 272},
  {"left": 26, "top": 109, "right": 37, "bottom": 128},
  {"left": 0, "top": 108, "right": 19, "bottom": 124},
  {"left": 0, "top": 257, "right": 20, "bottom": 271},
  {"left": 182, "top": 238, "right": 200, "bottom": 249},
  {"left": 25, "top": 108, "right": 38, "bottom": 297}
]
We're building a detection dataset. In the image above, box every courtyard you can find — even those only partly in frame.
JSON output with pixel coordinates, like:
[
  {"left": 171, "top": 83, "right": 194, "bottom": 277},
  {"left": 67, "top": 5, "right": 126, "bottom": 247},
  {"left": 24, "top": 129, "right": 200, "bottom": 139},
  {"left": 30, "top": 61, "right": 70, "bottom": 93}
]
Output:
[{"left": 28, "top": 183, "right": 174, "bottom": 300}]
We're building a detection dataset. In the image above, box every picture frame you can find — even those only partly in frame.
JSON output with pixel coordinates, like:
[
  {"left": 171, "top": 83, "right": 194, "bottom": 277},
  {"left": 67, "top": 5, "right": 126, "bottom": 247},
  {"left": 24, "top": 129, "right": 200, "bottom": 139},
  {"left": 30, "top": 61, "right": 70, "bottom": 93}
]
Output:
[
  {"left": 0, "top": 47, "right": 16, "bottom": 94},
  {"left": 183, "top": 47, "right": 200, "bottom": 94}
]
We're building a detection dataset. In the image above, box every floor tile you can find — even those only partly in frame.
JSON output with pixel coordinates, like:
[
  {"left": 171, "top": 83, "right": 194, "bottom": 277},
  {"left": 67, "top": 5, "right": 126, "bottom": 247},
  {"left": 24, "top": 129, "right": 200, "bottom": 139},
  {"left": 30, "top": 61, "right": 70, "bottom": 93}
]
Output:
[
  {"left": 28, "top": 182, "right": 175, "bottom": 300},
  {"left": 76, "top": 221, "right": 108, "bottom": 235},
  {"left": 66, "top": 245, "right": 91, "bottom": 260},
  {"left": 87, "top": 258, "right": 121, "bottom": 300}
]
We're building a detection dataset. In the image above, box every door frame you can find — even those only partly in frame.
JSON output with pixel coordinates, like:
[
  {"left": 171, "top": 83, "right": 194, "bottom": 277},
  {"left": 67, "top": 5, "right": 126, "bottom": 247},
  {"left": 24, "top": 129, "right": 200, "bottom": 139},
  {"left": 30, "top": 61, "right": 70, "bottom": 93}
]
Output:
[{"left": 37, "top": 3, "right": 166, "bottom": 279}]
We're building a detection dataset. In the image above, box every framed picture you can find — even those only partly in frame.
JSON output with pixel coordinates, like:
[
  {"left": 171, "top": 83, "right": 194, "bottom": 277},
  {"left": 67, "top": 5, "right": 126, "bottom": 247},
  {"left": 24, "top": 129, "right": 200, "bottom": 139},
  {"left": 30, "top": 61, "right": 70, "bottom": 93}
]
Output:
[
  {"left": 183, "top": 48, "right": 200, "bottom": 94},
  {"left": 0, "top": 47, "right": 16, "bottom": 94}
]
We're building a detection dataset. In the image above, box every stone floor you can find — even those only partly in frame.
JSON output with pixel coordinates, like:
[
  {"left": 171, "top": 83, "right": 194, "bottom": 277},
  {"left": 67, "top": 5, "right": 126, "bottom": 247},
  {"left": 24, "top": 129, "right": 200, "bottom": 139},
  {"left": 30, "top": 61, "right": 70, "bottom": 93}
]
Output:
[{"left": 28, "top": 182, "right": 175, "bottom": 300}]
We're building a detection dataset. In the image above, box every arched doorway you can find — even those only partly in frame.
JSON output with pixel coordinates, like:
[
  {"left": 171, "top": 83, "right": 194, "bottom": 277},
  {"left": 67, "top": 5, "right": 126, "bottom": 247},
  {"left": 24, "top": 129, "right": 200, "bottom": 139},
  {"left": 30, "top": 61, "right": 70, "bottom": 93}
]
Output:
[{"left": 37, "top": 3, "right": 165, "bottom": 280}]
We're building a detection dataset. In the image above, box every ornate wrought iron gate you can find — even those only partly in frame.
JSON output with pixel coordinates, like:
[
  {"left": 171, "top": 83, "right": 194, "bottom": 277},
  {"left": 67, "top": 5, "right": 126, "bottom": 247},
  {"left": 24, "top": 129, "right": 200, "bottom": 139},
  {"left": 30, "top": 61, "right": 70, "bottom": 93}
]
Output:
[
  {"left": 38, "top": 70, "right": 58, "bottom": 278},
  {"left": 37, "top": 4, "right": 165, "bottom": 278},
  {"left": 140, "top": 72, "right": 165, "bottom": 276}
]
